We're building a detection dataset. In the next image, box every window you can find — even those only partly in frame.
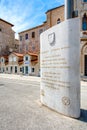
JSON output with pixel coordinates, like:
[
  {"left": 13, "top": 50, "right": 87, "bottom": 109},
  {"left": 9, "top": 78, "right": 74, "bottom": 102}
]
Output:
[
  {"left": 6, "top": 67, "right": 8, "bottom": 71},
  {"left": 32, "top": 45, "right": 35, "bottom": 50},
  {"left": 39, "top": 29, "right": 43, "bottom": 35},
  {"left": 1, "top": 58, "right": 3, "bottom": 62},
  {"left": 32, "top": 32, "right": 35, "bottom": 38},
  {"left": 15, "top": 44, "right": 17, "bottom": 49},
  {"left": 20, "top": 36, "right": 22, "bottom": 41},
  {"left": 72, "top": 10, "right": 78, "bottom": 18},
  {"left": 25, "top": 56, "right": 28, "bottom": 61},
  {"left": 14, "top": 57, "right": 16, "bottom": 62},
  {"left": 10, "top": 66, "right": 13, "bottom": 73},
  {"left": 57, "top": 18, "right": 61, "bottom": 24},
  {"left": 25, "top": 33, "right": 28, "bottom": 40},
  {"left": 6, "top": 45, "right": 9, "bottom": 50},
  {"left": 82, "top": 13, "right": 87, "bottom": 30},
  {"left": 25, "top": 66, "right": 28, "bottom": 74},
  {"left": 22, "top": 67, "right": 24, "bottom": 73},
  {"left": 20, "top": 67, "right": 22, "bottom": 72},
  {"left": 83, "top": 0, "right": 87, "bottom": 2},
  {"left": 15, "top": 66, "right": 17, "bottom": 73},
  {"left": 0, "top": 28, "right": 2, "bottom": 32},
  {"left": 26, "top": 44, "right": 29, "bottom": 51},
  {"left": 32, "top": 68, "right": 34, "bottom": 72},
  {"left": 9, "top": 57, "right": 12, "bottom": 62},
  {"left": 3, "top": 68, "right": 4, "bottom": 72}
]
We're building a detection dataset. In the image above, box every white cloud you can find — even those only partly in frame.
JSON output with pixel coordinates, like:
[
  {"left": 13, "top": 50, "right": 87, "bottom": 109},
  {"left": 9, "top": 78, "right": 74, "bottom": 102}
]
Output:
[{"left": 0, "top": 0, "right": 64, "bottom": 39}]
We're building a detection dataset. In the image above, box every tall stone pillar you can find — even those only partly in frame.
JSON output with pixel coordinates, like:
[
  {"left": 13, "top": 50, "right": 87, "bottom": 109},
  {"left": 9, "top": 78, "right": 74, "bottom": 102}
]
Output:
[{"left": 40, "top": 18, "right": 80, "bottom": 118}]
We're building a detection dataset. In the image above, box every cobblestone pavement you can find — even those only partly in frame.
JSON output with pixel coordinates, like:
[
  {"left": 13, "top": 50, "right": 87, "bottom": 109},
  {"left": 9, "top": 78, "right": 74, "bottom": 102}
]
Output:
[{"left": 0, "top": 74, "right": 87, "bottom": 130}]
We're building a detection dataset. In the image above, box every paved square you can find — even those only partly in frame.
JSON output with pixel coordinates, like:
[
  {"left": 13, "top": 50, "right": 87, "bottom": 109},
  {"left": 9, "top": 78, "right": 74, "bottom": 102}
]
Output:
[{"left": 0, "top": 74, "right": 87, "bottom": 130}]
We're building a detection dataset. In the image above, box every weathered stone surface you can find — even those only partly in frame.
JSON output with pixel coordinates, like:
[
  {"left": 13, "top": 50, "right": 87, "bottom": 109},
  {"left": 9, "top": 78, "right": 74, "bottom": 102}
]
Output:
[
  {"left": 0, "top": 19, "right": 15, "bottom": 55},
  {"left": 40, "top": 18, "right": 80, "bottom": 118}
]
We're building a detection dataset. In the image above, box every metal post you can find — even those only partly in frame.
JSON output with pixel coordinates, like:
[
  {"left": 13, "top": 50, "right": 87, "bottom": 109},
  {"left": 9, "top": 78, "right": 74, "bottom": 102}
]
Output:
[{"left": 65, "top": 0, "right": 74, "bottom": 20}]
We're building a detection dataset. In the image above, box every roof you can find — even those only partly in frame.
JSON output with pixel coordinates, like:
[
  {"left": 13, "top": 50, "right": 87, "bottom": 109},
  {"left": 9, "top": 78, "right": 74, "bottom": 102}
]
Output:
[
  {"left": 5, "top": 61, "right": 8, "bottom": 65},
  {"left": 31, "top": 59, "right": 38, "bottom": 63},
  {"left": 10, "top": 52, "right": 37, "bottom": 57},
  {"left": 46, "top": 5, "right": 64, "bottom": 13},
  {"left": 28, "top": 52, "right": 38, "bottom": 56},
  {"left": 0, "top": 18, "right": 14, "bottom": 27},
  {"left": 12, "top": 52, "right": 23, "bottom": 57},
  {"left": 19, "top": 24, "right": 44, "bottom": 34},
  {"left": 43, "top": 21, "right": 47, "bottom": 23},
  {"left": 24, "top": 52, "right": 38, "bottom": 57},
  {"left": 18, "top": 61, "right": 23, "bottom": 65},
  {"left": 0, "top": 55, "right": 8, "bottom": 59},
  {"left": 15, "top": 39, "right": 19, "bottom": 41},
  {"left": 3, "top": 55, "right": 8, "bottom": 59},
  {"left": 19, "top": 5, "right": 64, "bottom": 34}
]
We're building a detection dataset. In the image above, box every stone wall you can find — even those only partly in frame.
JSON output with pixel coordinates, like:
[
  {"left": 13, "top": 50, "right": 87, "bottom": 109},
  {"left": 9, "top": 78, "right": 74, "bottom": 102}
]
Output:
[
  {"left": 40, "top": 18, "right": 80, "bottom": 118},
  {"left": 46, "top": 6, "right": 64, "bottom": 28},
  {"left": 19, "top": 6, "right": 64, "bottom": 54},
  {"left": 14, "top": 39, "right": 19, "bottom": 52},
  {"left": 0, "top": 19, "right": 15, "bottom": 55},
  {"left": 73, "top": 0, "right": 87, "bottom": 76},
  {"left": 19, "top": 24, "right": 46, "bottom": 54}
]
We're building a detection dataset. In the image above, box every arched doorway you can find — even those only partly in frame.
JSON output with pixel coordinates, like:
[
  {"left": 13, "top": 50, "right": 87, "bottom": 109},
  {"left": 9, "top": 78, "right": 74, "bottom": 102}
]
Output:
[{"left": 82, "top": 13, "right": 87, "bottom": 31}]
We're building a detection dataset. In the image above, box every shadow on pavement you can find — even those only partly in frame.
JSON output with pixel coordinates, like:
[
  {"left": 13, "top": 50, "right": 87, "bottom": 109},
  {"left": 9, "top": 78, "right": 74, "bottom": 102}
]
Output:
[{"left": 78, "top": 109, "right": 87, "bottom": 122}]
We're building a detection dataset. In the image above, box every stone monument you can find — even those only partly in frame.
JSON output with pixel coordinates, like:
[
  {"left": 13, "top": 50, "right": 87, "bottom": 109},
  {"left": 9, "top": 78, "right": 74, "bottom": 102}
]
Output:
[{"left": 40, "top": 0, "right": 80, "bottom": 118}]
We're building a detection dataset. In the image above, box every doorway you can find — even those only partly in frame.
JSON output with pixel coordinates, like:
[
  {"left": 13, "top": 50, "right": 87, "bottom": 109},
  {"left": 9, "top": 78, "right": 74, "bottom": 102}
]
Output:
[
  {"left": 84, "top": 55, "right": 87, "bottom": 76},
  {"left": 25, "top": 66, "right": 28, "bottom": 74}
]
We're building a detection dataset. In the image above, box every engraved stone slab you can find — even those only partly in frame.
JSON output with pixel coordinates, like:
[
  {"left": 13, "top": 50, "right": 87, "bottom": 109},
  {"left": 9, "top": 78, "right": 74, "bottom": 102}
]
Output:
[{"left": 40, "top": 18, "right": 80, "bottom": 118}]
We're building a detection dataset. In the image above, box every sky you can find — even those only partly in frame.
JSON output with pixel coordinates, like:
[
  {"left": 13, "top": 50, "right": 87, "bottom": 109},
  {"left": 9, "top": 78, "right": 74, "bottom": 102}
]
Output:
[{"left": 0, "top": 0, "right": 64, "bottom": 39}]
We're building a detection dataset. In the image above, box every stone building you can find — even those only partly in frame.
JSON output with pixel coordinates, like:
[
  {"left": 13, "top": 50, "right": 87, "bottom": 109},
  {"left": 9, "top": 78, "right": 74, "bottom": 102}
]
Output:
[
  {"left": 73, "top": 0, "right": 87, "bottom": 77},
  {"left": 0, "top": 55, "right": 8, "bottom": 73},
  {"left": 23, "top": 52, "right": 38, "bottom": 76},
  {"left": 46, "top": 5, "right": 64, "bottom": 28},
  {"left": 19, "top": 24, "right": 46, "bottom": 54},
  {"left": 18, "top": 5, "right": 64, "bottom": 76},
  {"left": 0, "top": 18, "right": 15, "bottom": 55},
  {"left": 19, "top": 5, "right": 64, "bottom": 54},
  {"left": 8, "top": 52, "right": 23, "bottom": 74},
  {"left": 0, "top": 52, "right": 39, "bottom": 76},
  {"left": 18, "top": 2, "right": 87, "bottom": 77},
  {"left": 14, "top": 39, "right": 19, "bottom": 52},
  {"left": 1, "top": 2, "right": 87, "bottom": 77},
  {"left": 0, "top": 18, "right": 20, "bottom": 56}
]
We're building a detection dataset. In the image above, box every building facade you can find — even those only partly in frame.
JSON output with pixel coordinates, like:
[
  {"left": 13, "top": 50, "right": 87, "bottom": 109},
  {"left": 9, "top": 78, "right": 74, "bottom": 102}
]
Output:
[
  {"left": 0, "top": 18, "right": 20, "bottom": 56},
  {"left": 0, "top": 55, "right": 8, "bottom": 73},
  {"left": 18, "top": 5, "right": 64, "bottom": 76},
  {"left": 14, "top": 39, "right": 19, "bottom": 52},
  {"left": 73, "top": 0, "right": 87, "bottom": 76},
  {"left": 23, "top": 53, "right": 38, "bottom": 76},
  {"left": 19, "top": 24, "right": 46, "bottom": 54},
  {"left": 0, "top": 52, "right": 39, "bottom": 76},
  {"left": 19, "top": 5, "right": 64, "bottom": 54},
  {"left": 0, "top": 18, "right": 15, "bottom": 55},
  {"left": 2, "top": 3, "right": 87, "bottom": 77},
  {"left": 19, "top": 2, "right": 87, "bottom": 77},
  {"left": 46, "top": 5, "right": 64, "bottom": 28}
]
